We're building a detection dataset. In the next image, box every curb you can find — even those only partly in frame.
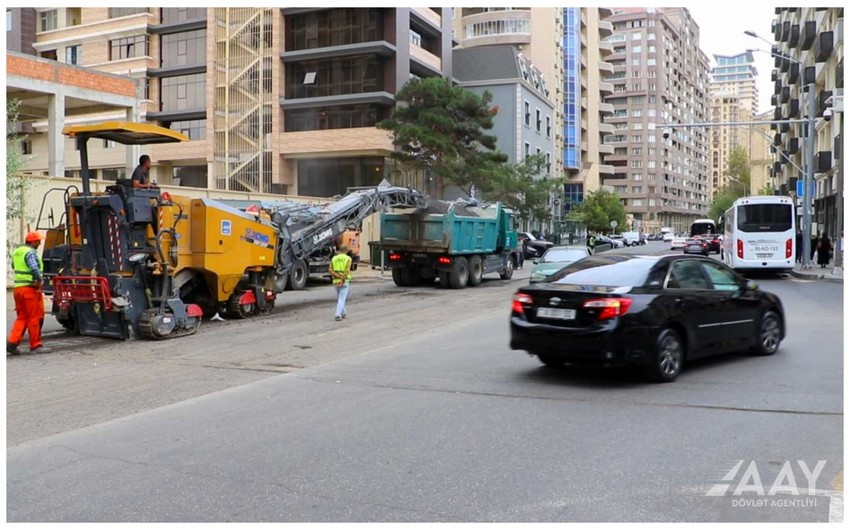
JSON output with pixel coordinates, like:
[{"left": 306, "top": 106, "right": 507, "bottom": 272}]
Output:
[{"left": 788, "top": 269, "right": 844, "bottom": 284}]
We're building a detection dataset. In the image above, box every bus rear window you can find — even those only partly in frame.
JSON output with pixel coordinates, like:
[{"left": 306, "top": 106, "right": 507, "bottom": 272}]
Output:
[
  {"left": 736, "top": 204, "right": 792, "bottom": 233},
  {"left": 691, "top": 222, "right": 715, "bottom": 237}
]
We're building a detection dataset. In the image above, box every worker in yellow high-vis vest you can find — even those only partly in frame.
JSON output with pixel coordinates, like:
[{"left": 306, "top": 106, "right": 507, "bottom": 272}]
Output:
[
  {"left": 328, "top": 245, "right": 352, "bottom": 322},
  {"left": 7, "top": 232, "right": 52, "bottom": 355}
]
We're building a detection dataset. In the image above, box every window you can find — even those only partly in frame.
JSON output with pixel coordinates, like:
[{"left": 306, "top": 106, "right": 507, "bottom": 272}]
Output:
[
  {"left": 648, "top": 45, "right": 656, "bottom": 53},
  {"left": 285, "top": 55, "right": 383, "bottom": 99},
  {"left": 632, "top": 45, "right": 642, "bottom": 53},
  {"left": 632, "top": 123, "right": 643, "bottom": 130},
  {"left": 169, "top": 119, "right": 206, "bottom": 140},
  {"left": 648, "top": 161, "right": 656, "bottom": 169},
  {"left": 524, "top": 101, "right": 530, "bottom": 126},
  {"left": 631, "top": 135, "right": 642, "bottom": 142},
  {"left": 648, "top": 199, "right": 656, "bottom": 206},
  {"left": 632, "top": 109, "right": 642, "bottom": 117},
  {"left": 648, "top": 134, "right": 656, "bottom": 143},
  {"left": 21, "top": 140, "right": 32, "bottom": 155},
  {"left": 524, "top": 142, "right": 531, "bottom": 159},
  {"left": 110, "top": 35, "right": 149, "bottom": 60},
  {"left": 464, "top": 18, "right": 531, "bottom": 39},
  {"left": 648, "top": 32, "right": 656, "bottom": 40},
  {"left": 632, "top": 58, "right": 641, "bottom": 66},
  {"left": 699, "top": 262, "right": 740, "bottom": 292},
  {"left": 410, "top": 30, "right": 422, "bottom": 46},
  {"left": 633, "top": 174, "right": 643, "bottom": 181},
  {"left": 666, "top": 260, "right": 710, "bottom": 290},
  {"left": 632, "top": 148, "right": 642, "bottom": 156},
  {"left": 109, "top": 8, "right": 148, "bottom": 18},
  {"left": 39, "top": 9, "right": 57, "bottom": 32},
  {"left": 630, "top": 160, "right": 642, "bottom": 168},
  {"left": 161, "top": 8, "right": 206, "bottom": 24},
  {"left": 65, "top": 45, "right": 82, "bottom": 65},
  {"left": 546, "top": 152, "right": 551, "bottom": 173},
  {"left": 7, "top": 10, "right": 11, "bottom": 31},
  {"left": 546, "top": 116, "right": 551, "bottom": 137},
  {"left": 632, "top": 199, "right": 643, "bottom": 206},
  {"left": 648, "top": 58, "right": 656, "bottom": 66},
  {"left": 536, "top": 109, "right": 541, "bottom": 132},
  {"left": 648, "top": 148, "right": 656, "bottom": 156},
  {"left": 160, "top": 73, "right": 206, "bottom": 111},
  {"left": 632, "top": 32, "right": 641, "bottom": 40},
  {"left": 41, "top": 49, "right": 57, "bottom": 61},
  {"left": 632, "top": 186, "right": 643, "bottom": 193},
  {"left": 647, "top": 108, "right": 656, "bottom": 117},
  {"left": 285, "top": 104, "right": 386, "bottom": 132},
  {"left": 161, "top": 30, "right": 205, "bottom": 67},
  {"left": 286, "top": 9, "right": 384, "bottom": 51},
  {"left": 172, "top": 165, "right": 208, "bottom": 188}
]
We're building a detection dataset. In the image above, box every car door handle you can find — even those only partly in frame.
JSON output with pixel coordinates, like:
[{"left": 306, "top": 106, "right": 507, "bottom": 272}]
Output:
[{"left": 674, "top": 297, "right": 684, "bottom": 306}]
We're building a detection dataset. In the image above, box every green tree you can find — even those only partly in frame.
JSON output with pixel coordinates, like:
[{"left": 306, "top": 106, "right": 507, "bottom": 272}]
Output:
[
  {"left": 709, "top": 189, "right": 737, "bottom": 223},
  {"left": 567, "top": 188, "right": 627, "bottom": 233},
  {"left": 485, "top": 153, "right": 563, "bottom": 224},
  {"left": 756, "top": 184, "right": 774, "bottom": 196},
  {"left": 6, "top": 99, "right": 31, "bottom": 222},
  {"left": 725, "top": 145, "right": 752, "bottom": 193},
  {"left": 378, "top": 77, "right": 507, "bottom": 196}
]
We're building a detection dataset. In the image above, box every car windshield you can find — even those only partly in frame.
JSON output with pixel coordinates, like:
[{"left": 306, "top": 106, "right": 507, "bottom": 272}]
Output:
[
  {"left": 546, "top": 256, "right": 656, "bottom": 287},
  {"left": 541, "top": 249, "right": 587, "bottom": 263}
]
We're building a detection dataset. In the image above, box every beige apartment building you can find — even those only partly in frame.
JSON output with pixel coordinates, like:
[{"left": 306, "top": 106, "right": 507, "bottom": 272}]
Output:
[
  {"left": 12, "top": 7, "right": 453, "bottom": 197},
  {"left": 601, "top": 7, "right": 711, "bottom": 234},
  {"left": 453, "top": 7, "right": 614, "bottom": 217},
  {"left": 747, "top": 109, "right": 774, "bottom": 195},
  {"left": 709, "top": 51, "right": 759, "bottom": 196}
]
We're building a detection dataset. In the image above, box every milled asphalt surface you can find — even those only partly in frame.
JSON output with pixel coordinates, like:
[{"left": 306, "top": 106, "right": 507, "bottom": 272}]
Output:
[{"left": 6, "top": 242, "right": 844, "bottom": 522}]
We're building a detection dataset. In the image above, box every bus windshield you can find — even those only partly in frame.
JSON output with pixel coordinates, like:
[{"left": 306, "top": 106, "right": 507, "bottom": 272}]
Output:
[
  {"left": 690, "top": 221, "right": 716, "bottom": 237},
  {"left": 736, "top": 204, "right": 793, "bottom": 233}
]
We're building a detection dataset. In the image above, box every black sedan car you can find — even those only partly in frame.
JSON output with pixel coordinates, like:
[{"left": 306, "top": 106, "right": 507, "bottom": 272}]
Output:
[{"left": 509, "top": 254, "right": 785, "bottom": 382}]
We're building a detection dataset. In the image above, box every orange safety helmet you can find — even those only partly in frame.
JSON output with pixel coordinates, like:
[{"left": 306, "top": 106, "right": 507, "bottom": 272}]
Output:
[{"left": 25, "top": 231, "right": 43, "bottom": 243}]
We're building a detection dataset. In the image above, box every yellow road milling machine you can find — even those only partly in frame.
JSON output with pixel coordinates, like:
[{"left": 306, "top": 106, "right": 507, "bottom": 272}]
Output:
[{"left": 39, "top": 122, "right": 425, "bottom": 341}]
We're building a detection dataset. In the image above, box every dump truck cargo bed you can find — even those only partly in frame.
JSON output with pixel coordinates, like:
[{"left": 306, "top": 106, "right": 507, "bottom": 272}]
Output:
[{"left": 380, "top": 202, "right": 504, "bottom": 255}]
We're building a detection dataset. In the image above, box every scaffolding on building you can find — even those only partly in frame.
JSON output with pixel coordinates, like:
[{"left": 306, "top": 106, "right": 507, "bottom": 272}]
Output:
[{"left": 213, "top": 8, "right": 274, "bottom": 193}]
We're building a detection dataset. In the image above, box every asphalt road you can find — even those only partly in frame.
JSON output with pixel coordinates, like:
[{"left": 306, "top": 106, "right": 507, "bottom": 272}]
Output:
[{"left": 7, "top": 242, "right": 844, "bottom": 522}]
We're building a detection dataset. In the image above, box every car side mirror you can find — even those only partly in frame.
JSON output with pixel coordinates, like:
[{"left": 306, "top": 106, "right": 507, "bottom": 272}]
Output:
[
  {"left": 744, "top": 279, "right": 757, "bottom": 291},
  {"left": 532, "top": 258, "right": 540, "bottom": 264}
]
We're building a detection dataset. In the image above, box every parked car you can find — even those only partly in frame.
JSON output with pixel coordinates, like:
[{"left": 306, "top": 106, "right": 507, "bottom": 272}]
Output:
[
  {"left": 529, "top": 246, "right": 591, "bottom": 283},
  {"left": 670, "top": 236, "right": 687, "bottom": 250},
  {"left": 662, "top": 232, "right": 674, "bottom": 242},
  {"left": 621, "top": 231, "right": 642, "bottom": 246},
  {"left": 509, "top": 254, "right": 785, "bottom": 382},
  {"left": 683, "top": 237, "right": 710, "bottom": 256},
  {"left": 600, "top": 235, "right": 624, "bottom": 249},
  {"left": 520, "top": 232, "right": 554, "bottom": 259}
]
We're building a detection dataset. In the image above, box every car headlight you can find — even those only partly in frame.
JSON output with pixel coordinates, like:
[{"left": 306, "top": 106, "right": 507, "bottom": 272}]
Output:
[{"left": 530, "top": 272, "right": 546, "bottom": 281}]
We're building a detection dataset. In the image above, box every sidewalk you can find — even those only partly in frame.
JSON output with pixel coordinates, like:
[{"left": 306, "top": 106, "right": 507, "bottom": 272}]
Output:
[{"left": 788, "top": 262, "right": 844, "bottom": 283}]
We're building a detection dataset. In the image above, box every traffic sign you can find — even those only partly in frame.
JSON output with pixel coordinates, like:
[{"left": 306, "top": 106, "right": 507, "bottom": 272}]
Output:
[
  {"left": 796, "top": 180, "right": 815, "bottom": 197},
  {"left": 610, "top": 220, "right": 618, "bottom": 229}
]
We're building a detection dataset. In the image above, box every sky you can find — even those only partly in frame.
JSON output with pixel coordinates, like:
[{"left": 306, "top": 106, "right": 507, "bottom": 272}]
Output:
[{"left": 653, "top": 4, "right": 777, "bottom": 114}]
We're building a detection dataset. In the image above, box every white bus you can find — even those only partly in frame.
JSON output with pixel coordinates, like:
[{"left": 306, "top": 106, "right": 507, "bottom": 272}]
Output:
[
  {"left": 721, "top": 196, "right": 795, "bottom": 271},
  {"left": 690, "top": 218, "right": 716, "bottom": 237}
]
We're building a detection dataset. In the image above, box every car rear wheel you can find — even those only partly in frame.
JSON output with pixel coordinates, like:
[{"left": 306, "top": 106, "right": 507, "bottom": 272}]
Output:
[
  {"left": 750, "top": 311, "right": 782, "bottom": 356},
  {"left": 449, "top": 257, "right": 469, "bottom": 289},
  {"left": 645, "top": 328, "right": 684, "bottom": 383},
  {"left": 537, "top": 354, "right": 567, "bottom": 367},
  {"left": 468, "top": 255, "right": 484, "bottom": 286}
]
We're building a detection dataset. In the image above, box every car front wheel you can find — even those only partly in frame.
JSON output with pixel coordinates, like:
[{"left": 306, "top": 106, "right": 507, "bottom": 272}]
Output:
[
  {"left": 750, "top": 311, "right": 782, "bottom": 356},
  {"left": 645, "top": 328, "right": 684, "bottom": 382}
]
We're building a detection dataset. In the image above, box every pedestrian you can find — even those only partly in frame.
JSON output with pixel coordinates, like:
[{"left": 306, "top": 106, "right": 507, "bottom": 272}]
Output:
[
  {"left": 795, "top": 229, "right": 803, "bottom": 263},
  {"left": 811, "top": 233, "right": 819, "bottom": 263},
  {"left": 817, "top": 232, "right": 832, "bottom": 268},
  {"left": 520, "top": 236, "right": 528, "bottom": 268},
  {"left": 131, "top": 154, "right": 154, "bottom": 189},
  {"left": 329, "top": 244, "right": 352, "bottom": 321},
  {"left": 7, "top": 232, "right": 52, "bottom": 354},
  {"left": 588, "top": 233, "right": 596, "bottom": 252}
]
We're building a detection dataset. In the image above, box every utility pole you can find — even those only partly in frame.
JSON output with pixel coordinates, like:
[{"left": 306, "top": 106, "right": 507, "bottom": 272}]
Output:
[
  {"left": 802, "top": 83, "right": 815, "bottom": 268},
  {"left": 833, "top": 97, "right": 844, "bottom": 271}
]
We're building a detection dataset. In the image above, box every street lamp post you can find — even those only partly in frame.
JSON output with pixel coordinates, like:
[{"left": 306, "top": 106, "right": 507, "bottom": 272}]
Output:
[
  {"left": 745, "top": 31, "right": 817, "bottom": 268},
  {"left": 728, "top": 175, "right": 747, "bottom": 197}
]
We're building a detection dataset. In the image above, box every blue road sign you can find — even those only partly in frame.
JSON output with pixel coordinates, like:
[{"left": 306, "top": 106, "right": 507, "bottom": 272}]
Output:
[{"left": 796, "top": 180, "right": 815, "bottom": 196}]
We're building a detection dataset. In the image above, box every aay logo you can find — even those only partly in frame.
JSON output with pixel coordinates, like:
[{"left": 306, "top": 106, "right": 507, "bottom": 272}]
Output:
[{"left": 706, "top": 460, "right": 827, "bottom": 497}]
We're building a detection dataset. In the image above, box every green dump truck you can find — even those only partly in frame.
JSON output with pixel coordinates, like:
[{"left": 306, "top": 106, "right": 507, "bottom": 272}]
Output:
[{"left": 379, "top": 201, "right": 517, "bottom": 288}]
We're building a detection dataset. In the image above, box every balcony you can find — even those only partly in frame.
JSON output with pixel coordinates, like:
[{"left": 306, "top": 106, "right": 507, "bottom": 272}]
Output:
[
  {"left": 780, "top": 121, "right": 790, "bottom": 133},
  {"left": 815, "top": 151, "right": 832, "bottom": 173},
  {"left": 599, "top": 82, "right": 615, "bottom": 95},
  {"left": 771, "top": 69, "right": 778, "bottom": 82},
  {"left": 801, "top": 20, "right": 816, "bottom": 49},
  {"left": 787, "top": 137, "right": 799, "bottom": 155},
  {"left": 804, "top": 66, "right": 816, "bottom": 84},
  {"left": 774, "top": 133, "right": 782, "bottom": 146},
  {"left": 773, "top": 18, "right": 781, "bottom": 40},
  {"left": 781, "top": 21, "right": 790, "bottom": 42},
  {"left": 599, "top": 122, "right": 615, "bottom": 134},
  {"left": 787, "top": 98, "right": 800, "bottom": 118},
  {"left": 599, "top": 164, "right": 616, "bottom": 176},
  {"left": 771, "top": 94, "right": 778, "bottom": 106},
  {"left": 774, "top": 161, "right": 782, "bottom": 175},
  {"left": 788, "top": 62, "right": 800, "bottom": 84},
  {"left": 814, "top": 31, "right": 834, "bottom": 63},
  {"left": 772, "top": 46, "right": 782, "bottom": 68},
  {"left": 780, "top": 56, "right": 790, "bottom": 73},
  {"left": 599, "top": 61, "right": 615, "bottom": 74},
  {"left": 599, "top": 40, "right": 614, "bottom": 54},
  {"left": 599, "top": 19, "right": 613, "bottom": 37},
  {"left": 599, "top": 102, "right": 615, "bottom": 114},
  {"left": 838, "top": 58, "right": 844, "bottom": 88},
  {"left": 817, "top": 90, "right": 833, "bottom": 117},
  {"left": 789, "top": 23, "right": 800, "bottom": 47},
  {"left": 780, "top": 86, "right": 790, "bottom": 104},
  {"left": 599, "top": 144, "right": 615, "bottom": 155},
  {"left": 411, "top": 7, "right": 441, "bottom": 30},
  {"left": 774, "top": 78, "right": 782, "bottom": 94},
  {"left": 410, "top": 44, "right": 442, "bottom": 76}
]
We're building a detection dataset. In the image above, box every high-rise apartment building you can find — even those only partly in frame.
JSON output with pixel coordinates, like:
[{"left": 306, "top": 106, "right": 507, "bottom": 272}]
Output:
[
  {"left": 770, "top": 7, "right": 843, "bottom": 239},
  {"left": 709, "top": 51, "right": 759, "bottom": 196},
  {"left": 17, "top": 8, "right": 453, "bottom": 197},
  {"left": 601, "top": 7, "right": 711, "bottom": 233}
]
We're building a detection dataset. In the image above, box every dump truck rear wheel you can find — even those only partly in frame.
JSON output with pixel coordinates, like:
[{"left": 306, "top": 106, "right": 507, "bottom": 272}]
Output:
[
  {"left": 289, "top": 260, "right": 308, "bottom": 290},
  {"left": 449, "top": 257, "right": 469, "bottom": 289},
  {"left": 468, "top": 255, "right": 483, "bottom": 286},
  {"left": 392, "top": 267, "right": 413, "bottom": 287}
]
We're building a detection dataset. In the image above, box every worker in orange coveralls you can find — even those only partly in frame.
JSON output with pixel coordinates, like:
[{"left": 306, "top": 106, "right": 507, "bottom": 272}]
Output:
[{"left": 7, "top": 232, "right": 52, "bottom": 354}]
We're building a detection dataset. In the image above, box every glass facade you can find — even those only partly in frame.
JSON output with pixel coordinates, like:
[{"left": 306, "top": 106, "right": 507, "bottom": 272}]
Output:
[
  {"left": 161, "top": 30, "right": 206, "bottom": 68},
  {"left": 160, "top": 8, "right": 206, "bottom": 24},
  {"left": 160, "top": 73, "right": 206, "bottom": 111},
  {"left": 109, "top": 8, "right": 148, "bottom": 19},
  {"left": 168, "top": 119, "right": 206, "bottom": 140},
  {"left": 562, "top": 8, "right": 580, "bottom": 171},
  {"left": 285, "top": 54, "right": 382, "bottom": 99},
  {"left": 297, "top": 157, "right": 385, "bottom": 197},
  {"left": 285, "top": 9, "right": 383, "bottom": 51},
  {"left": 172, "top": 165, "right": 207, "bottom": 188},
  {"left": 564, "top": 183, "right": 584, "bottom": 216},
  {"left": 284, "top": 104, "right": 386, "bottom": 132},
  {"left": 464, "top": 19, "right": 530, "bottom": 39}
]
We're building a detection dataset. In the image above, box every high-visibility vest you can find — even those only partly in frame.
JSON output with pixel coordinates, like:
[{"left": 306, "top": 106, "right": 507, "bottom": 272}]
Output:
[
  {"left": 12, "top": 245, "right": 42, "bottom": 287},
  {"left": 588, "top": 236, "right": 596, "bottom": 247},
  {"left": 331, "top": 253, "right": 352, "bottom": 283}
]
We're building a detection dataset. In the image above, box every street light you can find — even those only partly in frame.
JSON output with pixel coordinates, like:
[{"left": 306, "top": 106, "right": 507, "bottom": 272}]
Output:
[
  {"left": 728, "top": 175, "right": 747, "bottom": 197},
  {"left": 745, "top": 30, "right": 818, "bottom": 268}
]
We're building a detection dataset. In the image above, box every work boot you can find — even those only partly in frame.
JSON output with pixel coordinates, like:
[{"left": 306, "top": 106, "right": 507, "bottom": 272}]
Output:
[
  {"left": 7, "top": 341, "right": 20, "bottom": 355},
  {"left": 30, "top": 345, "right": 53, "bottom": 354},
  {"left": 335, "top": 316, "right": 342, "bottom": 322}
]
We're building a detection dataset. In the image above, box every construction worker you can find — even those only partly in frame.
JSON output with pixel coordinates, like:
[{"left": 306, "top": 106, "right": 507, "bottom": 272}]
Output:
[
  {"left": 329, "top": 245, "right": 352, "bottom": 322},
  {"left": 7, "top": 232, "right": 52, "bottom": 354},
  {"left": 131, "top": 154, "right": 154, "bottom": 189}
]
